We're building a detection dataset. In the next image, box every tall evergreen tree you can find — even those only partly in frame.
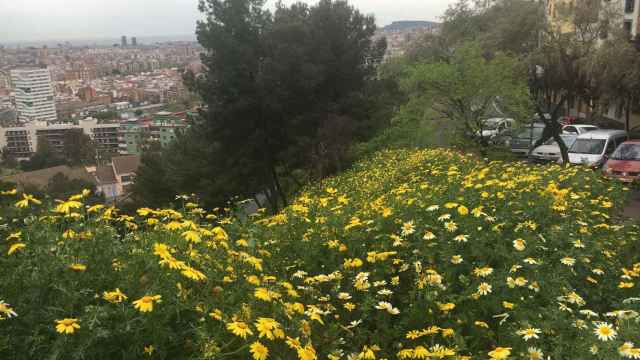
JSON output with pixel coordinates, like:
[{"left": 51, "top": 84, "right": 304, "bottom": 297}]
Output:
[{"left": 134, "top": 0, "right": 385, "bottom": 211}]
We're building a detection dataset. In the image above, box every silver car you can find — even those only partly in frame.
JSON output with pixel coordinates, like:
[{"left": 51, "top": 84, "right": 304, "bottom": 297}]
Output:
[{"left": 530, "top": 134, "right": 577, "bottom": 162}]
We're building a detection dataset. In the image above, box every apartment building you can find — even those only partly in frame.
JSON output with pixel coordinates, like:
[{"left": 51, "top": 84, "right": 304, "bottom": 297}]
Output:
[
  {"left": 10, "top": 67, "right": 57, "bottom": 123},
  {"left": 546, "top": 0, "right": 640, "bottom": 37},
  {"left": 0, "top": 118, "right": 119, "bottom": 161},
  {"left": 118, "top": 112, "right": 186, "bottom": 155}
]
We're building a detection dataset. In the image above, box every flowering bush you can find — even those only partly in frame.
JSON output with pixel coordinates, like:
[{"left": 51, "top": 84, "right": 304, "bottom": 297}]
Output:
[{"left": 1, "top": 148, "right": 639, "bottom": 359}]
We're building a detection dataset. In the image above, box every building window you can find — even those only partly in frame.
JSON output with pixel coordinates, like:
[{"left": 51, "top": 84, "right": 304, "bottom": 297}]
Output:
[
  {"left": 626, "top": 0, "right": 635, "bottom": 13},
  {"left": 624, "top": 20, "right": 633, "bottom": 36}
]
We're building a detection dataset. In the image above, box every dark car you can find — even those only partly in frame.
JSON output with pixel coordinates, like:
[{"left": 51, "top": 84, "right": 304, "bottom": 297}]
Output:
[{"left": 510, "top": 123, "right": 546, "bottom": 156}]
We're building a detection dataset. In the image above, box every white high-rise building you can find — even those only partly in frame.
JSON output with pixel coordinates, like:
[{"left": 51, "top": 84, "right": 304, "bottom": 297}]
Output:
[{"left": 10, "top": 67, "right": 57, "bottom": 123}]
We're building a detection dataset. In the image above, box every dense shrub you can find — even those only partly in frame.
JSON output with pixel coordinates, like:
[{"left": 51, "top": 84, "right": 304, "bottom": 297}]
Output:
[{"left": 1, "top": 149, "right": 639, "bottom": 359}]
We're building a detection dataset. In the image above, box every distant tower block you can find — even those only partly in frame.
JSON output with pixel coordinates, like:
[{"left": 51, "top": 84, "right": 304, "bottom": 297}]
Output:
[
  {"left": 131, "top": 37, "right": 137, "bottom": 47},
  {"left": 121, "top": 35, "right": 128, "bottom": 47}
]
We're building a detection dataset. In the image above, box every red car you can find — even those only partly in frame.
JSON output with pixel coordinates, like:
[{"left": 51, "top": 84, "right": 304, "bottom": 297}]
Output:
[{"left": 603, "top": 140, "right": 640, "bottom": 183}]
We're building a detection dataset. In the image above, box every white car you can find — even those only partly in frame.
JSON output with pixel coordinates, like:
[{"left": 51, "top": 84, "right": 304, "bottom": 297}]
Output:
[
  {"left": 562, "top": 124, "right": 599, "bottom": 135},
  {"left": 477, "top": 118, "right": 515, "bottom": 139},
  {"left": 565, "top": 129, "right": 628, "bottom": 167},
  {"left": 530, "top": 134, "right": 577, "bottom": 162}
]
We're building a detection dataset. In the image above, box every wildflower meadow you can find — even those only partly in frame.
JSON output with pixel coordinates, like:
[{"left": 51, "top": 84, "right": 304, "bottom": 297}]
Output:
[{"left": 1, "top": 148, "right": 639, "bottom": 359}]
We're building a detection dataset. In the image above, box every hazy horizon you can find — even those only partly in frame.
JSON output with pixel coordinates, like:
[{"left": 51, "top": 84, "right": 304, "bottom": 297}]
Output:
[{"left": 0, "top": 0, "right": 454, "bottom": 44}]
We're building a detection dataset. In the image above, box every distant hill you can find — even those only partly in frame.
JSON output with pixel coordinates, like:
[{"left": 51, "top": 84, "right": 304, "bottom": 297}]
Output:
[{"left": 383, "top": 21, "right": 441, "bottom": 32}]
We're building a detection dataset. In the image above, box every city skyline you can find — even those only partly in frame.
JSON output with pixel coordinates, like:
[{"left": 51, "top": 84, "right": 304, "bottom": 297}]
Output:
[{"left": 0, "top": 0, "right": 454, "bottom": 43}]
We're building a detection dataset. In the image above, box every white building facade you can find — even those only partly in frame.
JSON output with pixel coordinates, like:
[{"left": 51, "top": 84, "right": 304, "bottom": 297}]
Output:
[
  {"left": 10, "top": 67, "right": 57, "bottom": 123},
  {"left": 0, "top": 118, "right": 119, "bottom": 161}
]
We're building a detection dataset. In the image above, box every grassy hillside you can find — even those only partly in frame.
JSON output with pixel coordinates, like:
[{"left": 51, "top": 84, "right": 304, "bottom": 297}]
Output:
[{"left": 1, "top": 148, "right": 639, "bottom": 359}]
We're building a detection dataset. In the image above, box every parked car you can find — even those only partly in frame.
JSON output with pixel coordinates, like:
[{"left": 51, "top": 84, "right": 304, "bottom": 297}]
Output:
[
  {"left": 477, "top": 118, "right": 516, "bottom": 140},
  {"left": 562, "top": 124, "right": 599, "bottom": 135},
  {"left": 602, "top": 140, "right": 640, "bottom": 183},
  {"left": 509, "top": 123, "right": 546, "bottom": 156},
  {"left": 565, "top": 129, "right": 628, "bottom": 168},
  {"left": 530, "top": 134, "right": 578, "bottom": 162}
]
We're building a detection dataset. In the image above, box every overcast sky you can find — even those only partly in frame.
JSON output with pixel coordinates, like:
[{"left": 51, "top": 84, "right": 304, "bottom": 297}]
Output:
[{"left": 0, "top": 0, "right": 455, "bottom": 42}]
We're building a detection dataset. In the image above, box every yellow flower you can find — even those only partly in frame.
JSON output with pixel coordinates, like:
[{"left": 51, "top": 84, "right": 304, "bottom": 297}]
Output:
[
  {"left": 444, "top": 221, "right": 458, "bottom": 232},
  {"left": 513, "top": 239, "right": 526, "bottom": 251},
  {"left": 7, "top": 243, "right": 26, "bottom": 255},
  {"left": 68, "top": 264, "right": 87, "bottom": 272},
  {"left": 0, "top": 188, "right": 17, "bottom": 195},
  {"left": 527, "top": 347, "right": 544, "bottom": 360},
  {"left": 473, "top": 266, "right": 494, "bottom": 277},
  {"left": 488, "top": 347, "right": 511, "bottom": 360},
  {"left": 457, "top": 205, "right": 469, "bottom": 216},
  {"left": 133, "top": 295, "right": 162, "bottom": 313},
  {"left": 87, "top": 204, "right": 105, "bottom": 213},
  {"left": 517, "top": 327, "right": 541, "bottom": 341},
  {"left": 0, "top": 300, "right": 18, "bottom": 319},
  {"left": 55, "top": 318, "right": 80, "bottom": 334},
  {"left": 254, "top": 287, "right": 281, "bottom": 302},
  {"left": 15, "top": 194, "right": 41, "bottom": 208},
  {"left": 226, "top": 321, "right": 253, "bottom": 339},
  {"left": 209, "top": 309, "right": 223, "bottom": 320},
  {"left": 343, "top": 302, "right": 356, "bottom": 311},
  {"left": 502, "top": 301, "right": 515, "bottom": 309},
  {"left": 477, "top": 282, "right": 492, "bottom": 296},
  {"left": 297, "top": 344, "right": 317, "bottom": 360},
  {"left": 618, "top": 282, "right": 634, "bottom": 289},
  {"left": 250, "top": 341, "right": 269, "bottom": 360},
  {"left": 103, "top": 288, "right": 128, "bottom": 304},
  {"left": 181, "top": 266, "right": 207, "bottom": 282},
  {"left": 181, "top": 230, "right": 202, "bottom": 243},
  {"left": 438, "top": 302, "right": 456, "bottom": 313},
  {"left": 54, "top": 200, "right": 83, "bottom": 214},
  {"left": 451, "top": 255, "right": 463, "bottom": 264},
  {"left": 560, "top": 257, "right": 576, "bottom": 266},
  {"left": 255, "top": 317, "right": 284, "bottom": 340},
  {"left": 343, "top": 258, "right": 364, "bottom": 268},
  {"left": 593, "top": 322, "right": 617, "bottom": 341},
  {"left": 144, "top": 345, "right": 155, "bottom": 356},
  {"left": 6, "top": 231, "right": 21, "bottom": 241}
]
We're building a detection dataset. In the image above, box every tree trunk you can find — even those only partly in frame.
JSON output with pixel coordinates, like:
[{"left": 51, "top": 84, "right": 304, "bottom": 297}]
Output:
[
  {"left": 553, "top": 132, "right": 569, "bottom": 165},
  {"left": 271, "top": 165, "right": 287, "bottom": 209},
  {"left": 625, "top": 96, "right": 631, "bottom": 132}
]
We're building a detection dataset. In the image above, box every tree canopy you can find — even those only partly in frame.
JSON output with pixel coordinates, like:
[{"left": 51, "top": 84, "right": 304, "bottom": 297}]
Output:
[{"left": 134, "top": 0, "right": 387, "bottom": 211}]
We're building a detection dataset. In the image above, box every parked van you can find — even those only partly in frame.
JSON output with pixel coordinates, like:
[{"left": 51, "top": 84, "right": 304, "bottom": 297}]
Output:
[{"left": 566, "top": 130, "right": 628, "bottom": 168}]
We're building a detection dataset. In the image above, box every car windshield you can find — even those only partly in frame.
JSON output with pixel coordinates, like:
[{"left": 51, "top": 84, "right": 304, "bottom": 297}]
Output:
[
  {"left": 516, "top": 127, "right": 544, "bottom": 139},
  {"left": 543, "top": 135, "right": 577, "bottom": 147},
  {"left": 611, "top": 143, "right": 640, "bottom": 160},
  {"left": 569, "top": 139, "right": 606, "bottom": 155}
]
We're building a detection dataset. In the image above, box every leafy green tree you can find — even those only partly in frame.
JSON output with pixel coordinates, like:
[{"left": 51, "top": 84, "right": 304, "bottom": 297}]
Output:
[
  {"left": 63, "top": 129, "right": 96, "bottom": 166},
  {"left": 45, "top": 173, "right": 103, "bottom": 203},
  {"left": 590, "top": 32, "right": 640, "bottom": 131},
  {"left": 21, "top": 137, "right": 66, "bottom": 172},
  {"left": 129, "top": 143, "right": 176, "bottom": 209},
  {"left": 401, "top": 42, "right": 531, "bottom": 151},
  {"left": 146, "top": 0, "right": 385, "bottom": 212},
  {"left": 526, "top": 1, "right": 616, "bottom": 163}
]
